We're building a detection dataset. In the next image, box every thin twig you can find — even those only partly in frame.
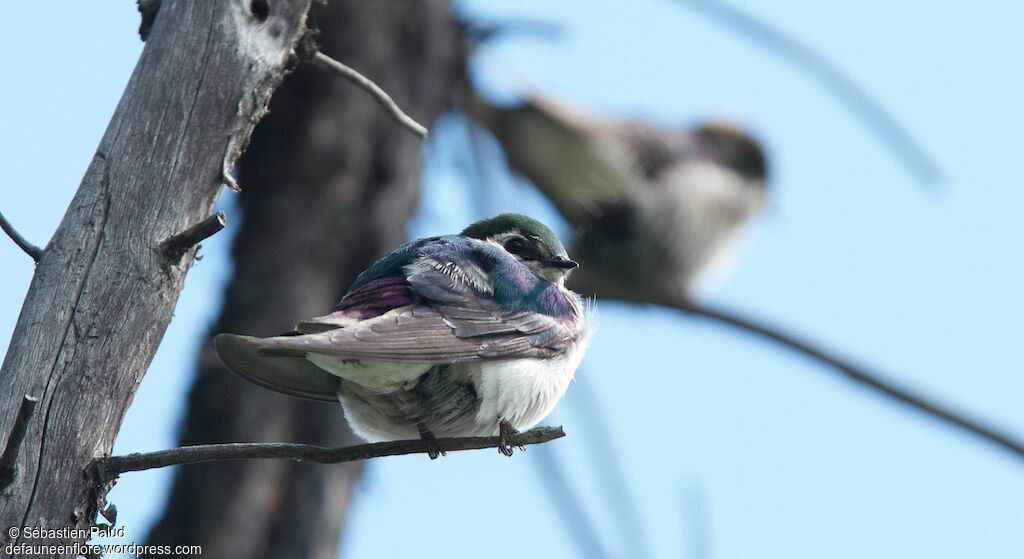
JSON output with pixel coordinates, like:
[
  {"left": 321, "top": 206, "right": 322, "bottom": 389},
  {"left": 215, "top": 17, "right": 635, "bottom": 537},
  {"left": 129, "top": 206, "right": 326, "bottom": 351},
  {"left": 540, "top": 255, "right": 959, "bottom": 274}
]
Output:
[
  {"left": 0, "top": 211, "right": 44, "bottom": 262},
  {"left": 668, "top": 297, "right": 1024, "bottom": 460},
  {"left": 677, "top": 0, "right": 942, "bottom": 186},
  {"left": 158, "top": 211, "right": 226, "bottom": 264},
  {"left": 94, "top": 426, "right": 564, "bottom": 479},
  {"left": 311, "top": 51, "right": 429, "bottom": 138},
  {"left": 0, "top": 395, "right": 39, "bottom": 487}
]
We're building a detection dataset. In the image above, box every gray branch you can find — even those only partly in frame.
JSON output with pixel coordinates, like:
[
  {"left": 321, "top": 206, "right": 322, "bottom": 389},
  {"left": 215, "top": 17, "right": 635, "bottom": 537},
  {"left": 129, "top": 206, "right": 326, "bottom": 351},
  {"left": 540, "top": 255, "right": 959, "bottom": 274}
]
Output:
[
  {"left": 0, "top": 210, "right": 44, "bottom": 262},
  {"left": 94, "top": 426, "right": 564, "bottom": 479},
  {"left": 311, "top": 52, "right": 429, "bottom": 138}
]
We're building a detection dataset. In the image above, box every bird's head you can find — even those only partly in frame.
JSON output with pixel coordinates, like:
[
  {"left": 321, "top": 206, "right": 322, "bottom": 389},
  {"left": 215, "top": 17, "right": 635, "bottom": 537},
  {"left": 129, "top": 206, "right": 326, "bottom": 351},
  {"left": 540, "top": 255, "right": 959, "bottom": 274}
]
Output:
[
  {"left": 692, "top": 122, "right": 768, "bottom": 184},
  {"left": 462, "top": 213, "right": 578, "bottom": 285}
]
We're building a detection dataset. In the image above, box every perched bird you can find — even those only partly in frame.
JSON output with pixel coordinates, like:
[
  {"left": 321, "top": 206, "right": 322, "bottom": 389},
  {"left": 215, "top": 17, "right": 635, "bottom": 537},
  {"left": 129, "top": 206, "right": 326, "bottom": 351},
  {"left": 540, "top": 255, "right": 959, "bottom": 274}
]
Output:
[
  {"left": 214, "top": 214, "right": 593, "bottom": 458},
  {"left": 466, "top": 93, "right": 768, "bottom": 303}
]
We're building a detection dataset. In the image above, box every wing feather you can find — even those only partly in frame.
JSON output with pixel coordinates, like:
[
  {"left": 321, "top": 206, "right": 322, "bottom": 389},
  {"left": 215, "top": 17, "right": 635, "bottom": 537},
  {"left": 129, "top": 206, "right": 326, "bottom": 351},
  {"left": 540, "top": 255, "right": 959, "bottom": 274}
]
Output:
[{"left": 235, "top": 235, "right": 582, "bottom": 366}]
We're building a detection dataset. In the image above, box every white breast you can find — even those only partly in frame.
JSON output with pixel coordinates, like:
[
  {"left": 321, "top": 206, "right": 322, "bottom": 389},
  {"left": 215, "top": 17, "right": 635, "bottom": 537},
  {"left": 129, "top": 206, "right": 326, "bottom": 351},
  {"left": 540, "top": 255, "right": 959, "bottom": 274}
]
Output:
[
  {"left": 327, "top": 303, "right": 596, "bottom": 442},
  {"left": 470, "top": 318, "right": 594, "bottom": 434}
]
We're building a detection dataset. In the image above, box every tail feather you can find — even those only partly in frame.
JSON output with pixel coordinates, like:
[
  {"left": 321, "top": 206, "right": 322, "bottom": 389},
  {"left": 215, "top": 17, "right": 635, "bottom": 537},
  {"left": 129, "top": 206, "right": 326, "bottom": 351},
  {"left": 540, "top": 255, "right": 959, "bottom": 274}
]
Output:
[{"left": 213, "top": 333, "right": 342, "bottom": 402}]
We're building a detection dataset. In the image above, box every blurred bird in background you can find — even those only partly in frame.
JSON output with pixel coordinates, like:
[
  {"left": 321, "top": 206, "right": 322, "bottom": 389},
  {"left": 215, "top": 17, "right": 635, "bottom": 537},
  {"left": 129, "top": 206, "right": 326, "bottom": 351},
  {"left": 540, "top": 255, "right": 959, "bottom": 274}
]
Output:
[
  {"left": 459, "top": 87, "right": 770, "bottom": 559},
  {"left": 466, "top": 91, "right": 768, "bottom": 304}
]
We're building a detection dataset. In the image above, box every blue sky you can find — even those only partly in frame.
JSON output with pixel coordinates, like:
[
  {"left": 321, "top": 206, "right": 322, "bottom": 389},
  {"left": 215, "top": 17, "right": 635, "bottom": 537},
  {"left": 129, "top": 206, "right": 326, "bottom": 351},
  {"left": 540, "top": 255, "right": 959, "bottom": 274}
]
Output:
[{"left": 2, "top": 2, "right": 1022, "bottom": 558}]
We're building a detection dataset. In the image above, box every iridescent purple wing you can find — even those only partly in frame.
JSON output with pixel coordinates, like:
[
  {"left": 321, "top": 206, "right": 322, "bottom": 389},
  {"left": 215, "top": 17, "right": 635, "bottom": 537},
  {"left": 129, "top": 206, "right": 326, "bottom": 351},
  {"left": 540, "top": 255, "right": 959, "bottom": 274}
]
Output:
[{"left": 251, "top": 236, "right": 582, "bottom": 363}]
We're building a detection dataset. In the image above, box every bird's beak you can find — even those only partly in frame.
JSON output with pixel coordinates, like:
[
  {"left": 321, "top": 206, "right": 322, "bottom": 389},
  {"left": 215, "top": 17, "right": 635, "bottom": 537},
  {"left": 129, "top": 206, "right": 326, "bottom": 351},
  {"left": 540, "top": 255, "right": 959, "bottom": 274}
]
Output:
[{"left": 548, "top": 257, "right": 579, "bottom": 270}]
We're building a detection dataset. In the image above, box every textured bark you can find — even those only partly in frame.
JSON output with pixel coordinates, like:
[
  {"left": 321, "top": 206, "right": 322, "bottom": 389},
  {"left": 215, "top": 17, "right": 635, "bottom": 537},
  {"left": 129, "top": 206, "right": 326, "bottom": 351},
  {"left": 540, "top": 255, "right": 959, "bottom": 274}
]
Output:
[
  {"left": 144, "top": 2, "right": 461, "bottom": 558},
  {"left": 0, "top": 0, "right": 311, "bottom": 553}
]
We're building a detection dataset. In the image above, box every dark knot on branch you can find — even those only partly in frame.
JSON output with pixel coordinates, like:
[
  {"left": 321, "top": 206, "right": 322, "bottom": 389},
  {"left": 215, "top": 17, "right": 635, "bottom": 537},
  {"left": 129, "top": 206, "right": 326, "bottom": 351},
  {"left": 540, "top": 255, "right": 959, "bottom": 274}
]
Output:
[{"left": 0, "top": 395, "right": 39, "bottom": 488}]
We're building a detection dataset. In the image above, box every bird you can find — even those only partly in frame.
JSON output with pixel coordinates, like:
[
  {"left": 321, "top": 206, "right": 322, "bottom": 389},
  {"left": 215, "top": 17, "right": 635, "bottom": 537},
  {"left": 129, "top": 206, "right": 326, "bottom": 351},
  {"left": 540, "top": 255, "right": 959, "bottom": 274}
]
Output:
[
  {"left": 465, "top": 92, "right": 768, "bottom": 304},
  {"left": 213, "top": 213, "right": 593, "bottom": 458}
]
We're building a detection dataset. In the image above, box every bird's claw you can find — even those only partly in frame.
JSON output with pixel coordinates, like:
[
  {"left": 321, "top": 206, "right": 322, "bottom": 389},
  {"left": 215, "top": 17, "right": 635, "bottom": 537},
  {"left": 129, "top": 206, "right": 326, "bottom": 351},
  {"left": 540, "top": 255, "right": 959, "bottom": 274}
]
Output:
[
  {"left": 498, "top": 419, "right": 524, "bottom": 457},
  {"left": 418, "top": 424, "right": 446, "bottom": 460}
]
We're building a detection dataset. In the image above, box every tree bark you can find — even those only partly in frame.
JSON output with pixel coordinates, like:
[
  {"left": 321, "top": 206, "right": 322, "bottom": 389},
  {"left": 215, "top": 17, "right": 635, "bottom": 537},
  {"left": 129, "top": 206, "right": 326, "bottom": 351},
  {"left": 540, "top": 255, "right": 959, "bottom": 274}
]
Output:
[
  {"left": 0, "top": 0, "right": 311, "bottom": 553},
  {"left": 144, "top": 2, "right": 461, "bottom": 558}
]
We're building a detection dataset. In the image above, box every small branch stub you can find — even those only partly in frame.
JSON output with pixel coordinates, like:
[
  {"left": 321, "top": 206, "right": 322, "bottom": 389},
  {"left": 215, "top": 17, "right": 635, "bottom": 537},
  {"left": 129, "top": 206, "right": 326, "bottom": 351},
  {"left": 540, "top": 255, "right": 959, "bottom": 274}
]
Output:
[
  {"left": 0, "top": 395, "right": 39, "bottom": 488},
  {"left": 158, "top": 211, "right": 226, "bottom": 265},
  {"left": 311, "top": 52, "right": 429, "bottom": 138},
  {"left": 0, "top": 211, "right": 44, "bottom": 262},
  {"left": 137, "top": 0, "right": 161, "bottom": 40}
]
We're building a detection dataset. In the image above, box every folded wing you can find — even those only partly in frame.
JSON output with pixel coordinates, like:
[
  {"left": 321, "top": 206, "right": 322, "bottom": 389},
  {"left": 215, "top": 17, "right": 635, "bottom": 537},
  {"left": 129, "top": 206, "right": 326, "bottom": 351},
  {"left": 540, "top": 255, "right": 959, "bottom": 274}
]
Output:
[{"left": 214, "top": 236, "right": 581, "bottom": 399}]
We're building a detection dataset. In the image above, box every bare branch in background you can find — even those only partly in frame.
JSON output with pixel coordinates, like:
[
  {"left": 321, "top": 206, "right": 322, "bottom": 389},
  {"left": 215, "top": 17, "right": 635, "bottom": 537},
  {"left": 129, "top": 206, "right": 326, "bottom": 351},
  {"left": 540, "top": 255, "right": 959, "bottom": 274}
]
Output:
[
  {"left": 677, "top": 0, "right": 943, "bottom": 185},
  {"left": 565, "top": 376, "right": 650, "bottom": 558},
  {"left": 463, "top": 18, "right": 563, "bottom": 45},
  {"left": 311, "top": 52, "right": 429, "bottom": 138},
  {"left": 94, "top": 426, "right": 564, "bottom": 478},
  {"left": 460, "top": 116, "right": 501, "bottom": 218},
  {"left": 530, "top": 444, "right": 616, "bottom": 559},
  {"left": 0, "top": 210, "right": 44, "bottom": 262},
  {"left": 668, "top": 296, "right": 1024, "bottom": 460},
  {"left": 680, "top": 479, "right": 712, "bottom": 559}
]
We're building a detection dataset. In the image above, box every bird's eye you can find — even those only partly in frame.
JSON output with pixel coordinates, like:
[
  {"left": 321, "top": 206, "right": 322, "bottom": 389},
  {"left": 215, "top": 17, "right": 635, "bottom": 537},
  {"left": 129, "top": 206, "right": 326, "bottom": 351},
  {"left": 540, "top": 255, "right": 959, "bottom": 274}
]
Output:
[{"left": 504, "top": 237, "right": 528, "bottom": 255}]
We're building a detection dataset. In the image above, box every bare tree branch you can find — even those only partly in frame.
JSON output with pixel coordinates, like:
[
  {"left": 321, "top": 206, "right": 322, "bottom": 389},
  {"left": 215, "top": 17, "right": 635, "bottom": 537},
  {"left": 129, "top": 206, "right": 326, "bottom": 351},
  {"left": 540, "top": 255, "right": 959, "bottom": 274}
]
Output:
[
  {"left": 566, "top": 376, "right": 650, "bottom": 558},
  {"left": 0, "top": 210, "right": 44, "bottom": 262},
  {"left": 680, "top": 479, "right": 712, "bottom": 559},
  {"left": 311, "top": 52, "right": 429, "bottom": 138},
  {"left": 668, "top": 296, "right": 1024, "bottom": 460},
  {"left": 677, "top": 0, "right": 942, "bottom": 185},
  {"left": 94, "top": 426, "right": 564, "bottom": 478},
  {"left": 0, "top": 395, "right": 38, "bottom": 488}
]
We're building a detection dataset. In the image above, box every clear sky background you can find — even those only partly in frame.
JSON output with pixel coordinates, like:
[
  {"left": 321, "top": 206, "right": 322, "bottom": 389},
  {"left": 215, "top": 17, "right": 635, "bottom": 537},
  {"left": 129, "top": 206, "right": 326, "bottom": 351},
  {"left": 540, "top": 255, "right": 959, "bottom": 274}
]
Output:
[{"left": 2, "top": 2, "right": 1022, "bottom": 558}]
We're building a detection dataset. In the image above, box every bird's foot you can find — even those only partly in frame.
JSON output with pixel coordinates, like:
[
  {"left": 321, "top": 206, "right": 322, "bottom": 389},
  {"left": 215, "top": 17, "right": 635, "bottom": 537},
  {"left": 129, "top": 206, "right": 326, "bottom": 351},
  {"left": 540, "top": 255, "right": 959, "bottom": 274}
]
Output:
[
  {"left": 418, "top": 424, "right": 446, "bottom": 460},
  {"left": 498, "top": 419, "right": 525, "bottom": 457}
]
